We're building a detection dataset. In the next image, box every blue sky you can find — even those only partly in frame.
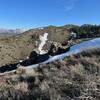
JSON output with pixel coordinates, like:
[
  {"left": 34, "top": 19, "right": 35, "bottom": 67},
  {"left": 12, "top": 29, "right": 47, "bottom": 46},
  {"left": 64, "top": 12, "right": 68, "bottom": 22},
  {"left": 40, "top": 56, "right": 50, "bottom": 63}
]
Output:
[{"left": 0, "top": 0, "right": 100, "bottom": 29}]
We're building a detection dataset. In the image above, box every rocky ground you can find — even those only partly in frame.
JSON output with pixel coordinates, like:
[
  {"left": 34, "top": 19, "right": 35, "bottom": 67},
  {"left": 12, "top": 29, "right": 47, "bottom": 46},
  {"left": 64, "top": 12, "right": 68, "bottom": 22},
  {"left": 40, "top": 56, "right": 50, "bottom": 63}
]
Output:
[{"left": 0, "top": 48, "right": 100, "bottom": 100}]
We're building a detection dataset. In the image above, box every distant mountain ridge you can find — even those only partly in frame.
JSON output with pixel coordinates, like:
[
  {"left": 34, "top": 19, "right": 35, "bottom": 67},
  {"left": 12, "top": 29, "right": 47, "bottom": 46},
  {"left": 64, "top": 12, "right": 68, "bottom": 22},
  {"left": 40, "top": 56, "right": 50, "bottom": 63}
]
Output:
[
  {"left": 0, "top": 28, "right": 27, "bottom": 33},
  {"left": 0, "top": 28, "right": 28, "bottom": 37}
]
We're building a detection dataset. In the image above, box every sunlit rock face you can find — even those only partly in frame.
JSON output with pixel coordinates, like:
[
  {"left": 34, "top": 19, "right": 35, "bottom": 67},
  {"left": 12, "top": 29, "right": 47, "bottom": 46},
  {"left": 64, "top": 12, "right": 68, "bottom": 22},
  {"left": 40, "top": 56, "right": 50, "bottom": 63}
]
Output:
[{"left": 38, "top": 33, "right": 48, "bottom": 54}]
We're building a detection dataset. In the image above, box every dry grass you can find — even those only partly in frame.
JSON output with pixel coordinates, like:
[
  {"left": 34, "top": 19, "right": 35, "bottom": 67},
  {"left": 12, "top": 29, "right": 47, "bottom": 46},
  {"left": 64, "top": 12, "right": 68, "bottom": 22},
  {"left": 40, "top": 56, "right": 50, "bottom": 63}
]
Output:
[{"left": 0, "top": 48, "right": 100, "bottom": 100}]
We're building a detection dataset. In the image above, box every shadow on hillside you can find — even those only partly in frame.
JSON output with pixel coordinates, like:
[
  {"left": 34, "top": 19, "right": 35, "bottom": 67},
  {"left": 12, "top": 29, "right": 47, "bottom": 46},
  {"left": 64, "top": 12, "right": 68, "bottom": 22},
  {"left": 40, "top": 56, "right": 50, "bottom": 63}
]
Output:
[{"left": 0, "top": 63, "right": 18, "bottom": 73}]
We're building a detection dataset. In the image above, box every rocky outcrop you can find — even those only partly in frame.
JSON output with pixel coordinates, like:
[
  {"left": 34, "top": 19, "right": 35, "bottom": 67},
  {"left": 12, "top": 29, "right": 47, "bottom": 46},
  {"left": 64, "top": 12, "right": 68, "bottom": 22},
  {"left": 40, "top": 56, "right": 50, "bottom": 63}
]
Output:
[
  {"left": 20, "top": 42, "right": 70, "bottom": 66},
  {"left": 20, "top": 51, "right": 50, "bottom": 66}
]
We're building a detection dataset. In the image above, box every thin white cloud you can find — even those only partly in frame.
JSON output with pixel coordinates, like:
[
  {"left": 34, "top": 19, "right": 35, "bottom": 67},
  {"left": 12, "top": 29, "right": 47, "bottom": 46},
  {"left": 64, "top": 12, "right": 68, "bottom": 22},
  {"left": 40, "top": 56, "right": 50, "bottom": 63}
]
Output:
[
  {"left": 63, "top": 0, "right": 79, "bottom": 11},
  {"left": 65, "top": 3, "right": 74, "bottom": 11}
]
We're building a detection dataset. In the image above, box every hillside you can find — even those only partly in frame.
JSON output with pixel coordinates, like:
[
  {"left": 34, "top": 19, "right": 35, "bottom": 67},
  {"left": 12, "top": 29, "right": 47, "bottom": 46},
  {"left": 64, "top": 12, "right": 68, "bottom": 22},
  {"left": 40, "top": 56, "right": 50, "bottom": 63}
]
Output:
[
  {"left": 0, "top": 26, "right": 70, "bottom": 66},
  {"left": 0, "top": 25, "right": 100, "bottom": 99},
  {"left": 0, "top": 24, "right": 100, "bottom": 67},
  {"left": 0, "top": 48, "right": 100, "bottom": 100}
]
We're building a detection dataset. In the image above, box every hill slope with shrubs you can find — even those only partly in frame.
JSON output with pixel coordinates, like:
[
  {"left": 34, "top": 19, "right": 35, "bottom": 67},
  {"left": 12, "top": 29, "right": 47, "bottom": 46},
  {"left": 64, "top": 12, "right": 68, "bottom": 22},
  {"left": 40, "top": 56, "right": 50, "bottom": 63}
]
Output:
[{"left": 0, "top": 48, "right": 100, "bottom": 100}]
